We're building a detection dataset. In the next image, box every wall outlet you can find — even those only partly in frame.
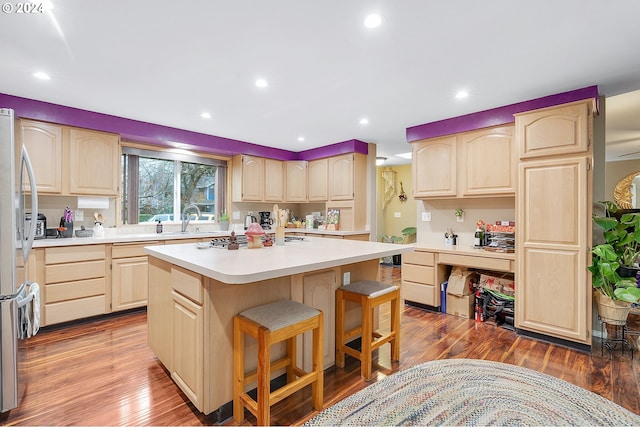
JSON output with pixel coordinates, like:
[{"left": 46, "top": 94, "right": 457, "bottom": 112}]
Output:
[
  {"left": 394, "top": 212, "right": 401, "bottom": 218},
  {"left": 232, "top": 211, "right": 240, "bottom": 220},
  {"left": 456, "top": 214, "right": 464, "bottom": 222},
  {"left": 421, "top": 211, "right": 431, "bottom": 222},
  {"left": 343, "top": 271, "right": 350, "bottom": 285},
  {"left": 75, "top": 210, "right": 84, "bottom": 221}
]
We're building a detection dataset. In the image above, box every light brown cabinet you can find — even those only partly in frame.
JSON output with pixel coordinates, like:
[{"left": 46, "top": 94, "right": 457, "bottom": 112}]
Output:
[
  {"left": 232, "top": 155, "right": 284, "bottom": 202},
  {"left": 401, "top": 250, "right": 438, "bottom": 307},
  {"left": 18, "top": 119, "right": 120, "bottom": 196},
  {"left": 307, "top": 158, "right": 328, "bottom": 201},
  {"left": 285, "top": 160, "right": 308, "bottom": 202},
  {"left": 301, "top": 269, "right": 336, "bottom": 370},
  {"left": 515, "top": 99, "right": 594, "bottom": 345},
  {"left": 171, "top": 265, "right": 204, "bottom": 411},
  {"left": 43, "top": 245, "right": 107, "bottom": 326},
  {"left": 111, "top": 242, "right": 158, "bottom": 312},
  {"left": 412, "top": 126, "right": 515, "bottom": 199},
  {"left": 326, "top": 153, "right": 367, "bottom": 231},
  {"left": 328, "top": 153, "right": 356, "bottom": 200},
  {"left": 412, "top": 135, "right": 457, "bottom": 198}
]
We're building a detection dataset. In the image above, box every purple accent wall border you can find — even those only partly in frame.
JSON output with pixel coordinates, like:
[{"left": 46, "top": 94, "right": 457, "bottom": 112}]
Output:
[
  {"left": 406, "top": 85, "right": 599, "bottom": 142},
  {"left": 0, "top": 93, "right": 366, "bottom": 160}
]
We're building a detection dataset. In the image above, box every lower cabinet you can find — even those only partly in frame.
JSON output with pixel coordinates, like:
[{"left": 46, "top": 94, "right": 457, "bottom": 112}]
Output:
[
  {"left": 170, "top": 266, "right": 205, "bottom": 412},
  {"left": 302, "top": 269, "right": 336, "bottom": 370},
  {"left": 43, "top": 245, "right": 107, "bottom": 326},
  {"left": 111, "top": 242, "right": 159, "bottom": 312},
  {"left": 401, "top": 250, "right": 438, "bottom": 307}
]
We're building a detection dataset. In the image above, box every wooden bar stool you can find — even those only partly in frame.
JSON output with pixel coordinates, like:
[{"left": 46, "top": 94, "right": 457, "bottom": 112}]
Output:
[
  {"left": 233, "top": 299, "right": 324, "bottom": 426},
  {"left": 336, "top": 280, "right": 400, "bottom": 380}
]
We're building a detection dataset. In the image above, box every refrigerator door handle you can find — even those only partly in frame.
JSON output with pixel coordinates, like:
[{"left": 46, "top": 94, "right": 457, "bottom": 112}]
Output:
[
  {"left": 19, "top": 145, "right": 38, "bottom": 265},
  {"left": 0, "top": 282, "right": 27, "bottom": 302}
]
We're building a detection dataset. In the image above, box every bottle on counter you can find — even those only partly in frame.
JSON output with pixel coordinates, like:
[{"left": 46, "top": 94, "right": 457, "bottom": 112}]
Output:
[
  {"left": 156, "top": 220, "right": 163, "bottom": 234},
  {"left": 474, "top": 226, "right": 484, "bottom": 248}
]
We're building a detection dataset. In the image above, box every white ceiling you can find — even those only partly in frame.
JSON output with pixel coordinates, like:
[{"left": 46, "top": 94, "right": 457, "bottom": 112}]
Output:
[{"left": 1, "top": 1, "right": 640, "bottom": 165}]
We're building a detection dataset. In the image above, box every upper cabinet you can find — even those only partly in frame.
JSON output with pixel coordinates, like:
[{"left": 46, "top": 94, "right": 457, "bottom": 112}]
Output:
[
  {"left": 68, "top": 127, "right": 120, "bottom": 195},
  {"left": 459, "top": 126, "right": 516, "bottom": 197},
  {"left": 326, "top": 153, "right": 367, "bottom": 231},
  {"left": 18, "top": 119, "right": 120, "bottom": 196},
  {"left": 412, "top": 125, "right": 516, "bottom": 199},
  {"left": 19, "top": 120, "right": 63, "bottom": 193},
  {"left": 285, "top": 160, "right": 308, "bottom": 202},
  {"left": 328, "top": 153, "right": 358, "bottom": 201},
  {"left": 412, "top": 135, "right": 457, "bottom": 198},
  {"left": 307, "top": 158, "right": 328, "bottom": 202},
  {"left": 232, "top": 155, "right": 284, "bottom": 202},
  {"left": 516, "top": 100, "right": 592, "bottom": 159}
]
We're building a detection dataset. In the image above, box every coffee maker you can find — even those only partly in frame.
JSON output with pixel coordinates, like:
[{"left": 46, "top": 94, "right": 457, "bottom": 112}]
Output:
[{"left": 259, "top": 211, "right": 273, "bottom": 230}]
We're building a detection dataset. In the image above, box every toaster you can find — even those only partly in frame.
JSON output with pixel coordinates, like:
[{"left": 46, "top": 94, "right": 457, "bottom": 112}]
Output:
[{"left": 25, "top": 213, "right": 46, "bottom": 239}]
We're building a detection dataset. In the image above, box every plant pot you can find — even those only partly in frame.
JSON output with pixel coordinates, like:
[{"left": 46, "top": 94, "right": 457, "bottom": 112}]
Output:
[
  {"left": 594, "top": 291, "right": 632, "bottom": 325},
  {"left": 219, "top": 220, "right": 229, "bottom": 231},
  {"left": 617, "top": 265, "right": 640, "bottom": 278}
]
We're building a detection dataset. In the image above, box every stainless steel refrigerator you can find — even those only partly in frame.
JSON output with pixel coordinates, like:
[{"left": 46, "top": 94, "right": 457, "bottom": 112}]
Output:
[{"left": 0, "top": 108, "right": 38, "bottom": 412}]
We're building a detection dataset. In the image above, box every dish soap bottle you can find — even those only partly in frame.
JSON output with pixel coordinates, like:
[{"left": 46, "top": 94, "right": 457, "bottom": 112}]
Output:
[{"left": 156, "top": 220, "right": 163, "bottom": 234}]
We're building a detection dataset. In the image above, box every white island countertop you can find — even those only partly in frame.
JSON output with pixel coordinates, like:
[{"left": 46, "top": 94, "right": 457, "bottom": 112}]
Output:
[{"left": 144, "top": 236, "right": 413, "bottom": 284}]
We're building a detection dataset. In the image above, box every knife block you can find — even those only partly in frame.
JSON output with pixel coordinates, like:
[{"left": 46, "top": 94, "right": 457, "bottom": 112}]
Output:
[{"left": 61, "top": 220, "right": 73, "bottom": 238}]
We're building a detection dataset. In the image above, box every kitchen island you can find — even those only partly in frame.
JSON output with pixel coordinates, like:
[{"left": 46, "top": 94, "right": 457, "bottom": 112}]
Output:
[{"left": 144, "top": 237, "right": 412, "bottom": 417}]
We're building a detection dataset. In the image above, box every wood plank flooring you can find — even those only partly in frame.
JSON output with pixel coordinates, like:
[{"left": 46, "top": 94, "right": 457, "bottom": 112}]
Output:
[{"left": 1, "top": 265, "right": 639, "bottom": 426}]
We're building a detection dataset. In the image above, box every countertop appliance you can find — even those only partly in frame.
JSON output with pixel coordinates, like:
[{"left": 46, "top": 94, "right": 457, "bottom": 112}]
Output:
[
  {"left": 244, "top": 211, "right": 257, "bottom": 230},
  {"left": 24, "top": 213, "right": 46, "bottom": 240},
  {"left": 1, "top": 108, "right": 39, "bottom": 413},
  {"left": 259, "top": 211, "right": 272, "bottom": 230}
]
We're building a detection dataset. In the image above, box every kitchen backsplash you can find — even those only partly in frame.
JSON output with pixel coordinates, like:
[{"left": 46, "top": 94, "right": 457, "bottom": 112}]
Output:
[{"left": 28, "top": 195, "right": 116, "bottom": 231}]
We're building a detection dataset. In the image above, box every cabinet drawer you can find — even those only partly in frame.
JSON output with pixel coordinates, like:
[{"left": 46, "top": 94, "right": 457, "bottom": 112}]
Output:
[
  {"left": 46, "top": 260, "right": 106, "bottom": 283},
  {"left": 402, "top": 281, "right": 438, "bottom": 307},
  {"left": 45, "top": 245, "right": 105, "bottom": 264},
  {"left": 172, "top": 266, "right": 203, "bottom": 305},
  {"left": 112, "top": 242, "right": 159, "bottom": 258},
  {"left": 438, "top": 253, "right": 512, "bottom": 272},
  {"left": 402, "top": 264, "right": 434, "bottom": 285},
  {"left": 403, "top": 250, "right": 435, "bottom": 266},
  {"left": 45, "top": 277, "right": 106, "bottom": 303},
  {"left": 45, "top": 295, "right": 106, "bottom": 325}
]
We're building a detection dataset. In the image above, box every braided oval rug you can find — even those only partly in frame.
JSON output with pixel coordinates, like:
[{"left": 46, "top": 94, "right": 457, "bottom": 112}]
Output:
[{"left": 305, "top": 359, "right": 640, "bottom": 426}]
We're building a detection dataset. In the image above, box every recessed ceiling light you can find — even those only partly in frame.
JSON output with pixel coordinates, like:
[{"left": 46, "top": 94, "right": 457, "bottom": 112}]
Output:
[
  {"left": 33, "top": 71, "right": 50, "bottom": 80},
  {"left": 359, "top": 118, "right": 369, "bottom": 125},
  {"left": 297, "top": 136, "right": 305, "bottom": 142},
  {"left": 376, "top": 156, "right": 387, "bottom": 166},
  {"left": 455, "top": 90, "right": 469, "bottom": 99},
  {"left": 364, "top": 13, "right": 382, "bottom": 28},
  {"left": 255, "top": 78, "right": 268, "bottom": 88},
  {"left": 396, "top": 152, "right": 412, "bottom": 159},
  {"left": 200, "top": 112, "right": 211, "bottom": 119}
]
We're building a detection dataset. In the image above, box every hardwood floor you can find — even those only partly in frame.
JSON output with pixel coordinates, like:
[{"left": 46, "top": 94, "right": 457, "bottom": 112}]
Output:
[{"left": 2, "top": 265, "right": 639, "bottom": 426}]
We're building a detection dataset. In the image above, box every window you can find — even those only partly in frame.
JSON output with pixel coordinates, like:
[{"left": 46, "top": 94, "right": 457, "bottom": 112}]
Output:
[{"left": 121, "top": 147, "right": 227, "bottom": 224}]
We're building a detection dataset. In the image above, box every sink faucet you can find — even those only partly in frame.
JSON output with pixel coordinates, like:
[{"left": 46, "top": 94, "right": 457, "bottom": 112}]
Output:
[{"left": 181, "top": 203, "right": 201, "bottom": 232}]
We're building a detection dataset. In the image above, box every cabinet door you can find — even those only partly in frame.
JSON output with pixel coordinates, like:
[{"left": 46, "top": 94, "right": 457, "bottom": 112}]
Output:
[
  {"left": 308, "top": 158, "right": 328, "bottom": 201},
  {"left": 68, "top": 128, "right": 120, "bottom": 195},
  {"left": 303, "top": 270, "right": 336, "bottom": 370},
  {"left": 285, "top": 161, "right": 308, "bottom": 202},
  {"left": 171, "top": 290, "right": 204, "bottom": 411},
  {"left": 459, "top": 126, "right": 516, "bottom": 196},
  {"left": 264, "top": 158, "right": 284, "bottom": 202},
  {"left": 112, "top": 256, "right": 149, "bottom": 311},
  {"left": 240, "top": 155, "right": 264, "bottom": 201},
  {"left": 328, "top": 154, "right": 354, "bottom": 201},
  {"left": 148, "top": 257, "right": 173, "bottom": 369},
  {"left": 516, "top": 156, "right": 591, "bottom": 344},
  {"left": 516, "top": 100, "right": 592, "bottom": 159},
  {"left": 19, "top": 120, "right": 63, "bottom": 193},
  {"left": 412, "top": 135, "right": 457, "bottom": 198}
]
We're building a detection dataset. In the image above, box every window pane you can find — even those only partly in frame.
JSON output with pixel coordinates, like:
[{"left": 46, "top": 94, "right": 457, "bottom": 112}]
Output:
[
  {"left": 139, "top": 157, "right": 175, "bottom": 223},
  {"left": 180, "top": 161, "right": 216, "bottom": 221}
]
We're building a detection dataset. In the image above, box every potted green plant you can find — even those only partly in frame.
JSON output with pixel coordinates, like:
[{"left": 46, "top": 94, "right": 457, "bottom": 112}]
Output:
[
  {"left": 593, "top": 201, "right": 640, "bottom": 275},
  {"left": 219, "top": 211, "right": 230, "bottom": 231},
  {"left": 590, "top": 201, "right": 640, "bottom": 324}
]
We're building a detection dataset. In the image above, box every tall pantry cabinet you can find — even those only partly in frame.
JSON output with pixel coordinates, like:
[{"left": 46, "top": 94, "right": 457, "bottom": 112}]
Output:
[{"left": 514, "top": 99, "right": 594, "bottom": 345}]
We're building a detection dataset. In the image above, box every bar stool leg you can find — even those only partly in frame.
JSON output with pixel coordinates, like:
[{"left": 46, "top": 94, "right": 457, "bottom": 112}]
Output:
[
  {"left": 391, "top": 291, "right": 400, "bottom": 362},
  {"left": 257, "top": 328, "right": 271, "bottom": 426},
  {"left": 312, "top": 312, "right": 324, "bottom": 410},
  {"left": 361, "top": 296, "right": 373, "bottom": 380},
  {"left": 335, "top": 289, "right": 345, "bottom": 368},
  {"left": 286, "top": 336, "right": 296, "bottom": 383},
  {"left": 233, "top": 317, "right": 245, "bottom": 422}
]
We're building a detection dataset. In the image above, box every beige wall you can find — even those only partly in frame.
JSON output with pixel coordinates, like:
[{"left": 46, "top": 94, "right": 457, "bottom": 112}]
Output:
[
  {"left": 605, "top": 159, "right": 640, "bottom": 203},
  {"left": 376, "top": 164, "right": 416, "bottom": 241}
]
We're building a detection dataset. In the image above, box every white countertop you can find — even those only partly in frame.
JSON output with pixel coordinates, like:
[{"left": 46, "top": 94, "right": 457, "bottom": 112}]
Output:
[
  {"left": 30, "top": 228, "right": 370, "bottom": 248},
  {"left": 412, "top": 243, "right": 516, "bottom": 260},
  {"left": 144, "top": 236, "right": 413, "bottom": 284}
]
